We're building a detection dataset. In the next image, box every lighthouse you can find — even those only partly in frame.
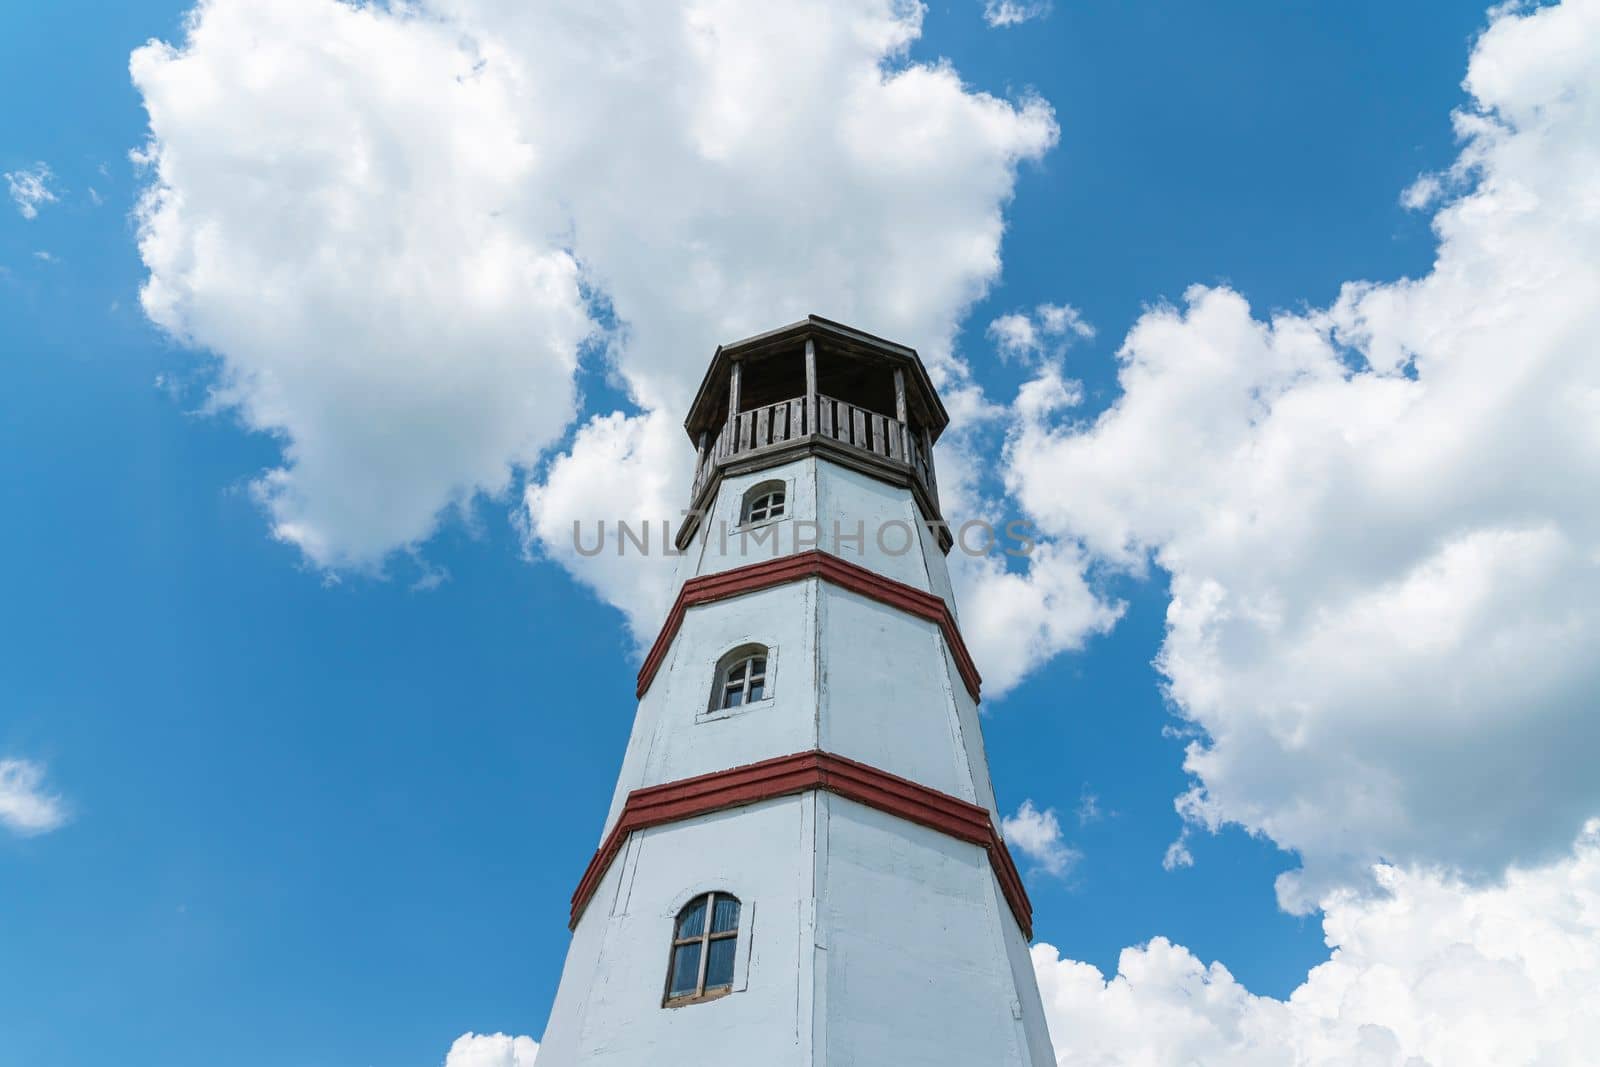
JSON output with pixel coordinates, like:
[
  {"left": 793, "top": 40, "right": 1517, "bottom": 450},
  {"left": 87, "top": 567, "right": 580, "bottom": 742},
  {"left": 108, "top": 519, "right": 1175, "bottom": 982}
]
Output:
[{"left": 536, "top": 317, "right": 1057, "bottom": 1065}]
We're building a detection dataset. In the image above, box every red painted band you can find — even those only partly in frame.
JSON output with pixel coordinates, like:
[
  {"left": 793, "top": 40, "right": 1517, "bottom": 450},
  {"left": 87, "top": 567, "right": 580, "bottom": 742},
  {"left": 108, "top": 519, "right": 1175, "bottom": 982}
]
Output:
[
  {"left": 635, "top": 550, "right": 982, "bottom": 702},
  {"left": 569, "top": 750, "right": 1033, "bottom": 939}
]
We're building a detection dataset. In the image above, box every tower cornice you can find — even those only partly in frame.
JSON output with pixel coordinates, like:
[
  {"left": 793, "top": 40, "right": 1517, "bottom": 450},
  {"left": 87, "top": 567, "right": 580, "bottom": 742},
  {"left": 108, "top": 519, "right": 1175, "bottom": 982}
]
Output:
[
  {"left": 569, "top": 749, "right": 1032, "bottom": 938},
  {"left": 636, "top": 549, "right": 983, "bottom": 702}
]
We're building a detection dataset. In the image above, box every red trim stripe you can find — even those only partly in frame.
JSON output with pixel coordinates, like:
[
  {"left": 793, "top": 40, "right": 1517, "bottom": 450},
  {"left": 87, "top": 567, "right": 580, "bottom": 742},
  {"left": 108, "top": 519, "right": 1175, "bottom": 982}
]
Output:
[
  {"left": 635, "top": 550, "right": 982, "bottom": 702},
  {"left": 569, "top": 750, "right": 1032, "bottom": 938}
]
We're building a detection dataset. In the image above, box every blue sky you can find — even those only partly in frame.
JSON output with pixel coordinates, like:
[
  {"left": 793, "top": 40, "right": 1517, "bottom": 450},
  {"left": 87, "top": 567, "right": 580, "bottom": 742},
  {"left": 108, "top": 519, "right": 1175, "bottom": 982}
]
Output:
[{"left": 5, "top": 2, "right": 1599, "bottom": 1065}]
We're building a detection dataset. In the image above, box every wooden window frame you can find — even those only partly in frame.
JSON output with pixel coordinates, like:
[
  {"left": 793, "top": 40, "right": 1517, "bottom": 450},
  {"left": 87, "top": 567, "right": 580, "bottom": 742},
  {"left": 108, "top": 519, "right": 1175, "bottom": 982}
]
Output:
[
  {"left": 740, "top": 481, "right": 787, "bottom": 526},
  {"left": 663, "top": 891, "right": 741, "bottom": 1007},
  {"left": 717, "top": 652, "right": 768, "bottom": 710}
]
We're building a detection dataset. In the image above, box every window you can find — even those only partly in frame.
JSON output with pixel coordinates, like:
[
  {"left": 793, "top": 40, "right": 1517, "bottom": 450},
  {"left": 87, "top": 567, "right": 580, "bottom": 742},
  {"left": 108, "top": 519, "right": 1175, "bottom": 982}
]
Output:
[
  {"left": 713, "top": 646, "right": 768, "bottom": 711},
  {"left": 740, "top": 481, "right": 786, "bottom": 525},
  {"left": 665, "top": 892, "right": 741, "bottom": 1005}
]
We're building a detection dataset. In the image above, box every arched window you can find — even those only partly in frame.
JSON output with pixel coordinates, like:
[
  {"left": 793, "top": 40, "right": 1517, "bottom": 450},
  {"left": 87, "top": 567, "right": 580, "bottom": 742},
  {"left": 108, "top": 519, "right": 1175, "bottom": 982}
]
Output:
[
  {"left": 740, "top": 480, "right": 786, "bottom": 524},
  {"left": 712, "top": 645, "right": 769, "bottom": 711},
  {"left": 665, "top": 892, "right": 741, "bottom": 1005}
]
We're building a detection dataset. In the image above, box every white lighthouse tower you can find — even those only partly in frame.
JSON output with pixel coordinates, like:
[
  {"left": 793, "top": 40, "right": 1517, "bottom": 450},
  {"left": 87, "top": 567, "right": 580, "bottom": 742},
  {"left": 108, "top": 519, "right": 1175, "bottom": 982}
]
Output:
[{"left": 536, "top": 317, "right": 1056, "bottom": 1065}]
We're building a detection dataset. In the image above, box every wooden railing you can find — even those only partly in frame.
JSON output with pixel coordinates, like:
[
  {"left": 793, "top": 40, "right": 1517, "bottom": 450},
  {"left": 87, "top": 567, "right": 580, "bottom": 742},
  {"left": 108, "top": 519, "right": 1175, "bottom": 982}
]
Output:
[{"left": 691, "top": 393, "right": 938, "bottom": 510}]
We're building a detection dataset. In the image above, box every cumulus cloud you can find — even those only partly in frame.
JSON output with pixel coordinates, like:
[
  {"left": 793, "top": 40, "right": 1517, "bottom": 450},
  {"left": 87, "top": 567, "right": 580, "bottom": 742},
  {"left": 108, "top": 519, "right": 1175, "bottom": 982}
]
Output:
[
  {"left": 1401, "top": 173, "right": 1443, "bottom": 210},
  {"left": 4, "top": 163, "right": 57, "bottom": 219},
  {"left": 131, "top": 0, "right": 1063, "bottom": 614},
  {"left": 950, "top": 537, "right": 1121, "bottom": 697},
  {"left": 988, "top": 302, "right": 1094, "bottom": 362},
  {"left": 1036, "top": 820, "right": 1600, "bottom": 1067},
  {"left": 1003, "top": 799, "right": 1081, "bottom": 877},
  {"left": 1003, "top": 0, "right": 1600, "bottom": 902},
  {"left": 988, "top": 312, "right": 1040, "bottom": 359},
  {"left": 983, "top": 0, "right": 1052, "bottom": 29},
  {"left": 0, "top": 758, "right": 68, "bottom": 836},
  {"left": 1160, "top": 832, "right": 1194, "bottom": 872},
  {"left": 1036, "top": 303, "right": 1094, "bottom": 340},
  {"left": 520, "top": 409, "right": 686, "bottom": 644},
  {"left": 499, "top": 0, "right": 1075, "bottom": 650},
  {"left": 131, "top": 0, "right": 594, "bottom": 571},
  {"left": 443, "top": 1032, "right": 538, "bottom": 1067}
]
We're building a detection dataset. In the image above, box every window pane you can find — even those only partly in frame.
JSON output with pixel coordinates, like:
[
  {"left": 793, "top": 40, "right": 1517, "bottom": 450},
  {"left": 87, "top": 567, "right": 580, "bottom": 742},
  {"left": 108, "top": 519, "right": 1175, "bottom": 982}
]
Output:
[
  {"left": 711, "top": 896, "right": 740, "bottom": 933},
  {"left": 747, "top": 682, "right": 763, "bottom": 702},
  {"left": 750, "top": 657, "right": 766, "bottom": 675},
  {"left": 668, "top": 943, "right": 702, "bottom": 997},
  {"left": 676, "top": 899, "right": 707, "bottom": 939},
  {"left": 705, "top": 937, "right": 737, "bottom": 989},
  {"left": 723, "top": 689, "right": 743, "bottom": 709},
  {"left": 726, "top": 662, "right": 746, "bottom": 683}
]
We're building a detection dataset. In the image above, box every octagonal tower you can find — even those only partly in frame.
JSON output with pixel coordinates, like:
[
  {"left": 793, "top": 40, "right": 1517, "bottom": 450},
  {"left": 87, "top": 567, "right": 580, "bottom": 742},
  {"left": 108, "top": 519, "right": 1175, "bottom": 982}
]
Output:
[{"left": 536, "top": 316, "right": 1056, "bottom": 1065}]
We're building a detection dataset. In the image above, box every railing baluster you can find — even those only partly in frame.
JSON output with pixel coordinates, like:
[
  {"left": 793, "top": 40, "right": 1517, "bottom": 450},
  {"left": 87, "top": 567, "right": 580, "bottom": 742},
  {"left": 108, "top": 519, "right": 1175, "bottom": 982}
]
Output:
[{"left": 699, "top": 393, "right": 934, "bottom": 519}]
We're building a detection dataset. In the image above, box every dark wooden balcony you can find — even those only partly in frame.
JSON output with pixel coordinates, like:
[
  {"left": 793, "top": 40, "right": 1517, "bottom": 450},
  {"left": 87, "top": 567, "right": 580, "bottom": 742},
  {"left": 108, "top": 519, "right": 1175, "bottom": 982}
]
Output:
[
  {"left": 676, "top": 317, "right": 951, "bottom": 551},
  {"left": 691, "top": 391, "right": 938, "bottom": 505}
]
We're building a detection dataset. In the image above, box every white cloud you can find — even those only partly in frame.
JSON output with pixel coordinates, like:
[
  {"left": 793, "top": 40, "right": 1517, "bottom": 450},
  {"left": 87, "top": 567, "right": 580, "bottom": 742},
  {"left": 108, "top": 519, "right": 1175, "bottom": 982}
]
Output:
[
  {"left": 1160, "top": 831, "right": 1194, "bottom": 872},
  {"left": 0, "top": 758, "right": 68, "bottom": 836},
  {"left": 949, "top": 537, "right": 1121, "bottom": 698},
  {"left": 1003, "top": 798, "right": 1081, "bottom": 877},
  {"left": 132, "top": 0, "right": 1057, "bottom": 591},
  {"left": 926, "top": 368, "right": 1120, "bottom": 699},
  {"left": 988, "top": 311, "right": 1040, "bottom": 360},
  {"left": 520, "top": 409, "right": 686, "bottom": 645},
  {"left": 1074, "top": 788, "right": 1102, "bottom": 826},
  {"left": 1037, "top": 303, "right": 1095, "bottom": 340},
  {"left": 983, "top": 0, "right": 1052, "bottom": 29},
  {"left": 1401, "top": 172, "right": 1443, "bottom": 210},
  {"left": 1003, "top": 0, "right": 1600, "bottom": 902},
  {"left": 131, "top": 0, "right": 594, "bottom": 572},
  {"left": 443, "top": 1032, "right": 538, "bottom": 1067},
  {"left": 504, "top": 0, "right": 1064, "bottom": 644},
  {"left": 1036, "top": 820, "right": 1600, "bottom": 1067},
  {"left": 4, "top": 163, "right": 57, "bottom": 218},
  {"left": 987, "top": 302, "right": 1094, "bottom": 362}
]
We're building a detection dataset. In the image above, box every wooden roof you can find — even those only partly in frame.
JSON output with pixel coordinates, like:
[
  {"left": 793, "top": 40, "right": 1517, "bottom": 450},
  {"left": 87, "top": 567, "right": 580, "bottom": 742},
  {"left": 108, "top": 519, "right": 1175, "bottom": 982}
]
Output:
[{"left": 682, "top": 315, "right": 951, "bottom": 444}]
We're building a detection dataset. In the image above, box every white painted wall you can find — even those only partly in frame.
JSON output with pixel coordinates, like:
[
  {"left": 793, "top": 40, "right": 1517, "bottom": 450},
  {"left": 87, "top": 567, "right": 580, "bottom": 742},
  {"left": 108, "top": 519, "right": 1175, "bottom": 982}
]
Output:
[
  {"left": 816, "top": 794, "right": 1050, "bottom": 1065},
  {"left": 537, "top": 795, "right": 814, "bottom": 1065},
  {"left": 812, "top": 463, "right": 932, "bottom": 591},
  {"left": 686, "top": 457, "right": 818, "bottom": 580},
  {"left": 685, "top": 457, "right": 953, "bottom": 609},
  {"left": 540, "top": 446, "right": 1054, "bottom": 1065},
  {"left": 816, "top": 584, "right": 987, "bottom": 806},
  {"left": 539, "top": 791, "right": 1053, "bottom": 1067},
  {"left": 602, "top": 580, "right": 821, "bottom": 832}
]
